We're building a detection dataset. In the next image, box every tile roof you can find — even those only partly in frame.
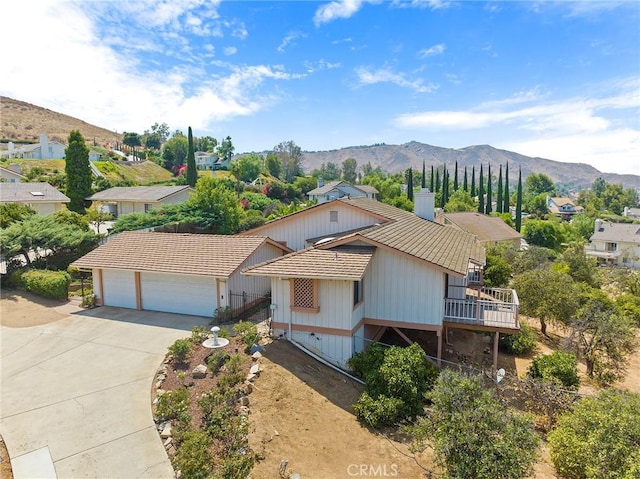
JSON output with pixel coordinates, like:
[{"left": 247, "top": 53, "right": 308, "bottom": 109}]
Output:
[
  {"left": 86, "top": 186, "right": 193, "bottom": 202},
  {"left": 243, "top": 245, "right": 375, "bottom": 280},
  {"left": 71, "top": 231, "right": 288, "bottom": 277},
  {"left": 353, "top": 215, "right": 485, "bottom": 275},
  {"left": 0, "top": 182, "right": 69, "bottom": 203},
  {"left": 440, "top": 212, "right": 522, "bottom": 243},
  {"left": 591, "top": 222, "right": 640, "bottom": 244},
  {"left": 307, "top": 181, "right": 378, "bottom": 196}
]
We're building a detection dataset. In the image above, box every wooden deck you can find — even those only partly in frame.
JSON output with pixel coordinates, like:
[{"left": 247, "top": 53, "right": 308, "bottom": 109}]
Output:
[{"left": 443, "top": 287, "right": 519, "bottom": 333}]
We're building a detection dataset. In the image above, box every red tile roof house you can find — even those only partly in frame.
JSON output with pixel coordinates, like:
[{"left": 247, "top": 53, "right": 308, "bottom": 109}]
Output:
[
  {"left": 71, "top": 232, "right": 291, "bottom": 318},
  {"left": 241, "top": 190, "right": 520, "bottom": 370}
]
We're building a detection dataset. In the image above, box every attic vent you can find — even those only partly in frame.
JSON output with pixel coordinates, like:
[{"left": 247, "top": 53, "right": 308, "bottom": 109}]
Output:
[{"left": 30, "top": 191, "right": 44, "bottom": 196}]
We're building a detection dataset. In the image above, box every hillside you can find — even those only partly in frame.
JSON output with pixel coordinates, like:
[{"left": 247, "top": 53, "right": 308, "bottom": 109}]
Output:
[
  {"left": 302, "top": 142, "right": 640, "bottom": 191},
  {"left": 0, "top": 96, "right": 120, "bottom": 148}
]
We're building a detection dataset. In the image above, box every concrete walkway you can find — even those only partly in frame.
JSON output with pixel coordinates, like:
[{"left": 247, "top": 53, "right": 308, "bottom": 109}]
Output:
[{"left": 1, "top": 306, "right": 207, "bottom": 478}]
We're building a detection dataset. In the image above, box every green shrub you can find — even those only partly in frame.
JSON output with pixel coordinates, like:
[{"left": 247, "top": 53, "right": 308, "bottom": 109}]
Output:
[
  {"left": 172, "top": 429, "right": 213, "bottom": 479},
  {"left": 348, "top": 342, "right": 386, "bottom": 379},
  {"left": 528, "top": 351, "right": 579, "bottom": 389},
  {"left": 353, "top": 391, "right": 405, "bottom": 428},
  {"left": 206, "top": 351, "right": 230, "bottom": 374},
  {"left": 156, "top": 387, "right": 190, "bottom": 421},
  {"left": 198, "top": 387, "right": 234, "bottom": 417},
  {"left": 189, "top": 325, "right": 209, "bottom": 344},
  {"left": 499, "top": 323, "right": 538, "bottom": 355},
  {"left": 213, "top": 452, "right": 256, "bottom": 479},
  {"left": 233, "top": 320, "right": 260, "bottom": 348},
  {"left": 168, "top": 338, "right": 191, "bottom": 363},
  {"left": 20, "top": 269, "right": 70, "bottom": 299}
]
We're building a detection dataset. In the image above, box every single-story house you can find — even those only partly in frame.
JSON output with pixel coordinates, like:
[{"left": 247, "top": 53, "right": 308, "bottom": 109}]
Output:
[
  {"left": 623, "top": 207, "right": 640, "bottom": 220},
  {"left": 585, "top": 219, "right": 640, "bottom": 269},
  {"left": 242, "top": 190, "right": 519, "bottom": 370},
  {"left": 86, "top": 186, "right": 194, "bottom": 217},
  {"left": 547, "top": 196, "right": 583, "bottom": 221},
  {"left": 71, "top": 231, "right": 291, "bottom": 317},
  {"left": 307, "top": 180, "right": 378, "bottom": 204},
  {"left": 0, "top": 181, "right": 69, "bottom": 215},
  {"left": 0, "top": 165, "right": 26, "bottom": 183},
  {"left": 435, "top": 211, "right": 522, "bottom": 248},
  {"left": 0, "top": 134, "right": 66, "bottom": 160}
]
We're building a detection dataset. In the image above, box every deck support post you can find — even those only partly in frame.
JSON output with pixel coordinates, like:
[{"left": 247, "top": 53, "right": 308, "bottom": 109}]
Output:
[
  {"left": 493, "top": 331, "right": 499, "bottom": 370},
  {"left": 437, "top": 329, "right": 442, "bottom": 367}
]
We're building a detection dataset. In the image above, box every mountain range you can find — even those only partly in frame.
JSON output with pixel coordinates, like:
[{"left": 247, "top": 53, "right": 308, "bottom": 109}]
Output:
[{"left": 2, "top": 95, "right": 638, "bottom": 191}]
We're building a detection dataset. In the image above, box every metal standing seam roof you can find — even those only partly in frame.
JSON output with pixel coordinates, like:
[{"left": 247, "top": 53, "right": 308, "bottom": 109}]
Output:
[
  {"left": 242, "top": 246, "right": 375, "bottom": 280},
  {"left": 0, "top": 182, "right": 70, "bottom": 202},
  {"left": 71, "top": 231, "right": 289, "bottom": 277},
  {"left": 86, "top": 186, "right": 193, "bottom": 202}
]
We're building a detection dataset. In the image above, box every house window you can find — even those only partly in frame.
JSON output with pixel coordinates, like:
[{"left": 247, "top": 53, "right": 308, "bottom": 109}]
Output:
[
  {"left": 330, "top": 210, "right": 338, "bottom": 223},
  {"left": 144, "top": 203, "right": 152, "bottom": 213},
  {"left": 291, "top": 278, "right": 319, "bottom": 313},
  {"left": 353, "top": 280, "right": 363, "bottom": 306},
  {"left": 606, "top": 242, "right": 618, "bottom": 252}
]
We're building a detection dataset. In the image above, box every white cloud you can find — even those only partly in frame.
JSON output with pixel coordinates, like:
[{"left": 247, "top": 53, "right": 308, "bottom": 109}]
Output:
[
  {"left": 392, "top": 0, "right": 451, "bottom": 9},
  {"left": 418, "top": 43, "right": 446, "bottom": 58},
  {"left": 223, "top": 46, "right": 237, "bottom": 56},
  {"left": 355, "top": 66, "right": 438, "bottom": 93},
  {"left": 0, "top": 1, "right": 299, "bottom": 136},
  {"left": 393, "top": 81, "right": 640, "bottom": 174},
  {"left": 314, "top": 0, "right": 367, "bottom": 26},
  {"left": 278, "top": 31, "right": 306, "bottom": 53}
]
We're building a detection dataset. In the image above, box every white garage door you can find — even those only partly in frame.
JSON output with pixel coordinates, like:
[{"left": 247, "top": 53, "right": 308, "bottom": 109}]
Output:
[
  {"left": 140, "top": 272, "right": 217, "bottom": 317},
  {"left": 102, "top": 269, "right": 137, "bottom": 309}
]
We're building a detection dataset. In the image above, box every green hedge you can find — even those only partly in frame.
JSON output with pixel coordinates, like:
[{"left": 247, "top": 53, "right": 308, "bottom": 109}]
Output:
[{"left": 19, "top": 269, "right": 71, "bottom": 300}]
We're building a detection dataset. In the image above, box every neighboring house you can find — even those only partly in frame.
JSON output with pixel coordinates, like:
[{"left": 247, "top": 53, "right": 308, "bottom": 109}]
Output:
[
  {"left": 0, "top": 165, "right": 26, "bottom": 183},
  {"left": 86, "top": 186, "right": 194, "bottom": 217},
  {"left": 307, "top": 180, "right": 378, "bottom": 204},
  {"left": 195, "top": 151, "right": 217, "bottom": 170},
  {"left": 585, "top": 219, "right": 640, "bottom": 269},
  {"left": 71, "top": 231, "right": 291, "bottom": 317},
  {"left": 89, "top": 151, "right": 102, "bottom": 161},
  {"left": 623, "top": 207, "right": 640, "bottom": 220},
  {"left": 242, "top": 190, "right": 519, "bottom": 370},
  {"left": 0, "top": 134, "right": 66, "bottom": 160},
  {"left": 0, "top": 181, "right": 69, "bottom": 215},
  {"left": 435, "top": 211, "right": 522, "bottom": 248},
  {"left": 547, "top": 196, "right": 583, "bottom": 221}
]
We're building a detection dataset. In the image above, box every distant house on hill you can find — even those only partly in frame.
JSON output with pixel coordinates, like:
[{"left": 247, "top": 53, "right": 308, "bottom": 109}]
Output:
[
  {"left": 0, "top": 134, "right": 66, "bottom": 160},
  {"left": 195, "top": 151, "right": 230, "bottom": 170},
  {"left": 86, "top": 186, "right": 194, "bottom": 217},
  {"left": 307, "top": 180, "right": 378, "bottom": 204},
  {"left": 0, "top": 165, "right": 26, "bottom": 183},
  {"left": 547, "top": 196, "right": 583, "bottom": 221},
  {"left": 585, "top": 219, "right": 640, "bottom": 269},
  {"left": 0, "top": 181, "right": 69, "bottom": 214}
]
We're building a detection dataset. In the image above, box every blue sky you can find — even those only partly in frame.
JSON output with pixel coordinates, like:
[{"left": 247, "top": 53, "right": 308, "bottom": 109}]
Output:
[{"left": 3, "top": 1, "right": 639, "bottom": 174}]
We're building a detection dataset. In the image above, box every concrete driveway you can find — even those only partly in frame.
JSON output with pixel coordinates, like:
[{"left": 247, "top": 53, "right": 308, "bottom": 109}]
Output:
[{"left": 1, "top": 305, "right": 207, "bottom": 478}]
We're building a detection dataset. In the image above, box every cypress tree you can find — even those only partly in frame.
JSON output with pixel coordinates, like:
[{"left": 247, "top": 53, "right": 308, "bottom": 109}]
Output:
[
  {"left": 421, "top": 161, "right": 426, "bottom": 189},
  {"left": 478, "top": 164, "right": 485, "bottom": 213},
  {"left": 485, "top": 164, "right": 492, "bottom": 214},
  {"left": 435, "top": 168, "right": 441, "bottom": 193},
  {"left": 186, "top": 126, "right": 197, "bottom": 187},
  {"left": 441, "top": 166, "right": 449, "bottom": 208},
  {"left": 407, "top": 168, "right": 414, "bottom": 202},
  {"left": 430, "top": 165, "right": 434, "bottom": 192},
  {"left": 453, "top": 161, "right": 459, "bottom": 191},
  {"left": 463, "top": 166, "right": 468, "bottom": 192},
  {"left": 471, "top": 165, "right": 476, "bottom": 198},
  {"left": 497, "top": 165, "right": 503, "bottom": 214},
  {"left": 515, "top": 168, "right": 523, "bottom": 232},
  {"left": 65, "top": 130, "right": 92, "bottom": 213},
  {"left": 503, "top": 163, "right": 510, "bottom": 213}
]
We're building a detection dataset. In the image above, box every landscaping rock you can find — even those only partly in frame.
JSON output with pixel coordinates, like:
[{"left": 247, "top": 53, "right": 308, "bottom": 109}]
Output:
[
  {"left": 242, "top": 382, "right": 254, "bottom": 395},
  {"left": 192, "top": 364, "right": 208, "bottom": 379},
  {"left": 238, "top": 406, "right": 250, "bottom": 416},
  {"left": 163, "top": 437, "right": 172, "bottom": 448},
  {"left": 160, "top": 422, "right": 172, "bottom": 439},
  {"left": 251, "top": 351, "right": 263, "bottom": 360},
  {"left": 238, "top": 395, "right": 250, "bottom": 406},
  {"left": 249, "top": 363, "right": 261, "bottom": 375},
  {"left": 246, "top": 373, "right": 257, "bottom": 382}
]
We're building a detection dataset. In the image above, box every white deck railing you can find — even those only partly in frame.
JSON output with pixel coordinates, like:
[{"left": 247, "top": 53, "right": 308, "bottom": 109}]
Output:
[{"left": 443, "top": 287, "right": 519, "bottom": 330}]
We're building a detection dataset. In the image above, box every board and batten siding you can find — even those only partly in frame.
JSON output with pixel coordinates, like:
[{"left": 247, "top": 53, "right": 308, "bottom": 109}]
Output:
[
  {"left": 254, "top": 204, "right": 382, "bottom": 251},
  {"left": 364, "top": 249, "right": 445, "bottom": 325},
  {"left": 291, "top": 330, "right": 353, "bottom": 368},
  {"left": 100, "top": 269, "right": 137, "bottom": 309},
  {"left": 230, "top": 243, "right": 284, "bottom": 295}
]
